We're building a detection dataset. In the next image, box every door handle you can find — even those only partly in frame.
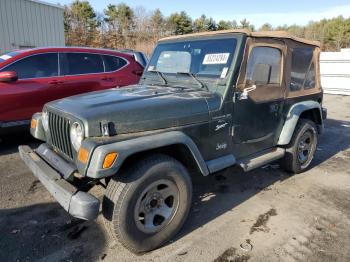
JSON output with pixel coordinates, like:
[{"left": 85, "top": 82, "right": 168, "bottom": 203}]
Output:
[
  {"left": 101, "top": 77, "right": 113, "bottom": 81},
  {"left": 239, "top": 85, "right": 256, "bottom": 100}
]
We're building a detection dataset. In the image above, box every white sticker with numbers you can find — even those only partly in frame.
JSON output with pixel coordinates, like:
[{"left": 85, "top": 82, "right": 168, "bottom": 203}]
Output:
[{"left": 203, "top": 53, "right": 230, "bottom": 65}]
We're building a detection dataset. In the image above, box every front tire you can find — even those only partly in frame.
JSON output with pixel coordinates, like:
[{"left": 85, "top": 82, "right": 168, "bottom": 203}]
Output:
[
  {"left": 281, "top": 119, "right": 318, "bottom": 174},
  {"left": 102, "top": 154, "right": 192, "bottom": 253}
]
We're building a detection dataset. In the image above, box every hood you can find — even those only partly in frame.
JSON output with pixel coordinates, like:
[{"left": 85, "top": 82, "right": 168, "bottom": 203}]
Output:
[{"left": 46, "top": 84, "right": 221, "bottom": 136}]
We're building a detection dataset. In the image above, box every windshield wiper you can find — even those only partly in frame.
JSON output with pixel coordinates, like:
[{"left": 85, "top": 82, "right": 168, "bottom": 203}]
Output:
[
  {"left": 176, "top": 72, "right": 209, "bottom": 91},
  {"left": 147, "top": 70, "right": 168, "bottom": 85}
]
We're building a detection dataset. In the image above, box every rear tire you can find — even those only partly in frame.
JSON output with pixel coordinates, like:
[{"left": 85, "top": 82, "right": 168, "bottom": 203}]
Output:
[
  {"left": 102, "top": 154, "right": 192, "bottom": 253},
  {"left": 281, "top": 119, "right": 318, "bottom": 174}
]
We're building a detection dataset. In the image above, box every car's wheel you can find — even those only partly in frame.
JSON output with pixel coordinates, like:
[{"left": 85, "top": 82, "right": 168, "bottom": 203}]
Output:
[
  {"left": 102, "top": 154, "right": 192, "bottom": 253},
  {"left": 281, "top": 119, "right": 318, "bottom": 174}
]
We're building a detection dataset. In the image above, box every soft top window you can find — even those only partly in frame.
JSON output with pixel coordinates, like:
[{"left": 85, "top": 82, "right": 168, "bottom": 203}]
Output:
[
  {"left": 246, "top": 46, "right": 282, "bottom": 85},
  {"left": 290, "top": 47, "right": 315, "bottom": 91}
]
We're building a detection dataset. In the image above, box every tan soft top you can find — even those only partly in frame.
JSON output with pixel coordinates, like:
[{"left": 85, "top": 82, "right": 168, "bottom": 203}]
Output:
[{"left": 159, "top": 29, "right": 320, "bottom": 47}]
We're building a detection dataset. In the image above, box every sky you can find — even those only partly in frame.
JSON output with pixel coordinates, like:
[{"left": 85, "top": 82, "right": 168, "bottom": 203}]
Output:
[{"left": 48, "top": 0, "right": 350, "bottom": 27}]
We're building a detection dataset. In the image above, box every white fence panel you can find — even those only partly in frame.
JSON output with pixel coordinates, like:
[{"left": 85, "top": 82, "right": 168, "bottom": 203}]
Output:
[{"left": 320, "top": 49, "right": 350, "bottom": 95}]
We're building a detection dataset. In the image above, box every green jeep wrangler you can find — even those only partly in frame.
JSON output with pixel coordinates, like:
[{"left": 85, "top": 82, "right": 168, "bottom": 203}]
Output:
[{"left": 19, "top": 29, "right": 327, "bottom": 253}]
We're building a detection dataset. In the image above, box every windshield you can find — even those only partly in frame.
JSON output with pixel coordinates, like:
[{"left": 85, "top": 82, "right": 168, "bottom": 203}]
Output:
[{"left": 143, "top": 37, "right": 238, "bottom": 94}]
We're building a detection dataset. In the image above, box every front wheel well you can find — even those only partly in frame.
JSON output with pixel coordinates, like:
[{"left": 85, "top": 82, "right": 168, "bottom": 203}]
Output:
[{"left": 117, "top": 144, "right": 202, "bottom": 177}]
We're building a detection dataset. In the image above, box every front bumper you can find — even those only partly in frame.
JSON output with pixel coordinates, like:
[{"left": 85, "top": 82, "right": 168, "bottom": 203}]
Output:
[{"left": 18, "top": 145, "right": 100, "bottom": 220}]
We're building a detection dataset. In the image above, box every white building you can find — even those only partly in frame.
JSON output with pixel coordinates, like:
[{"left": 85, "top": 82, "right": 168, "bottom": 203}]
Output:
[
  {"left": 0, "top": 0, "right": 65, "bottom": 53},
  {"left": 320, "top": 48, "right": 350, "bottom": 95}
]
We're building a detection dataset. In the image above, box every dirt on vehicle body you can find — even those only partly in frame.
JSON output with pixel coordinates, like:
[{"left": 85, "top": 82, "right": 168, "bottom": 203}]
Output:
[{"left": 19, "top": 29, "right": 327, "bottom": 253}]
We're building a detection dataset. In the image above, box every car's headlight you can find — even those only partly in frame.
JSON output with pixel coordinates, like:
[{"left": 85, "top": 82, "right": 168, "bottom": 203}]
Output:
[
  {"left": 70, "top": 122, "right": 84, "bottom": 151},
  {"left": 42, "top": 111, "right": 49, "bottom": 131}
]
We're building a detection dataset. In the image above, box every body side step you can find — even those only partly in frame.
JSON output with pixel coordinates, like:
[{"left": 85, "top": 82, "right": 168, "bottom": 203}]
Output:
[
  {"left": 238, "top": 147, "right": 285, "bottom": 172},
  {"left": 206, "top": 154, "right": 236, "bottom": 174}
]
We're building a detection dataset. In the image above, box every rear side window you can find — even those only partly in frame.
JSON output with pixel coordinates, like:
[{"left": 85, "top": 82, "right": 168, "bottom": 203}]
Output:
[
  {"left": 290, "top": 48, "right": 315, "bottom": 91},
  {"left": 304, "top": 62, "right": 316, "bottom": 89},
  {"left": 1, "top": 53, "right": 58, "bottom": 79},
  {"left": 246, "top": 47, "right": 282, "bottom": 85},
  {"left": 65, "top": 53, "right": 104, "bottom": 75},
  {"left": 103, "top": 55, "right": 128, "bottom": 72}
]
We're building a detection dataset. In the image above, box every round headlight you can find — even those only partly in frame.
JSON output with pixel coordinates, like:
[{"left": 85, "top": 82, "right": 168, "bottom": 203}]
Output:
[
  {"left": 70, "top": 122, "right": 84, "bottom": 151},
  {"left": 42, "top": 111, "right": 49, "bottom": 131}
]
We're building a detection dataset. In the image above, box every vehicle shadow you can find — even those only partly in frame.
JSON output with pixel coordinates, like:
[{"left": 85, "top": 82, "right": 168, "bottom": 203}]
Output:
[
  {"left": 176, "top": 164, "right": 289, "bottom": 243},
  {"left": 173, "top": 117, "right": 350, "bottom": 244},
  {"left": 312, "top": 118, "right": 350, "bottom": 166},
  {"left": 0, "top": 203, "right": 107, "bottom": 262},
  {"left": 0, "top": 132, "right": 40, "bottom": 156}
]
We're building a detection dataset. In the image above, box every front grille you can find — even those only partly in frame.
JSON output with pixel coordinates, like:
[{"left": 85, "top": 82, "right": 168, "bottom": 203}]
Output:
[{"left": 48, "top": 111, "right": 74, "bottom": 160}]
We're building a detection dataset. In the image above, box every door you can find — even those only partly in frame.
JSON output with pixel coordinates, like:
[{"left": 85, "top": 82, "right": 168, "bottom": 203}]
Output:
[
  {"left": 57, "top": 52, "right": 106, "bottom": 98},
  {"left": 232, "top": 41, "right": 286, "bottom": 158},
  {"left": 0, "top": 53, "right": 59, "bottom": 121}
]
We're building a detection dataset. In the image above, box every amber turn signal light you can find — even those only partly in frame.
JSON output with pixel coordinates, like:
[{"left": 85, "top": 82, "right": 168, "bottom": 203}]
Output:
[
  {"left": 31, "top": 118, "right": 37, "bottom": 129},
  {"left": 103, "top": 152, "right": 118, "bottom": 169},
  {"left": 78, "top": 147, "right": 89, "bottom": 164}
]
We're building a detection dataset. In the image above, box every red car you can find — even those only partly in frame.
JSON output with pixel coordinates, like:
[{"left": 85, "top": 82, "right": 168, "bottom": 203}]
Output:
[{"left": 0, "top": 47, "right": 147, "bottom": 135}]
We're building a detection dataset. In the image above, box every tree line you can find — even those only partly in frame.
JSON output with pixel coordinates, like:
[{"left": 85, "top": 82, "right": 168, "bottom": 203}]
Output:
[{"left": 64, "top": 0, "right": 350, "bottom": 55}]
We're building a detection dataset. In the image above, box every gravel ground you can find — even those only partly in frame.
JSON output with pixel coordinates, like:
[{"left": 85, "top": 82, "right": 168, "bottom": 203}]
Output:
[{"left": 0, "top": 94, "right": 350, "bottom": 262}]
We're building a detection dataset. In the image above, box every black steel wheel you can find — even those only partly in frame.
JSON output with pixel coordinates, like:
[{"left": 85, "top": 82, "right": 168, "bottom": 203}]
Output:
[{"left": 281, "top": 119, "right": 318, "bottom": 174}]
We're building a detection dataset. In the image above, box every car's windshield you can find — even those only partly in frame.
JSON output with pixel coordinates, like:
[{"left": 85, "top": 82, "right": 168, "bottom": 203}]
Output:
[{"left": 143, "top": 37, "right": 238, "bottom": 94}]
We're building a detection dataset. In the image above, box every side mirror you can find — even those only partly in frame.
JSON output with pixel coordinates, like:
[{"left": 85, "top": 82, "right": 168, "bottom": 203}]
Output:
[
  {"left": 0, "top": 71, "right": 18, "bottom": 83},
  {"left": 252, "top": 64, "right": 271, "bottom": 85}
]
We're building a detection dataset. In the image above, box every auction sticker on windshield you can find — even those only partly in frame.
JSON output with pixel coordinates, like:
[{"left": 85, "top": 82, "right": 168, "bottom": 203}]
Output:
[{"left": 203, "top": 53, "right": 230, "bottom": 65}]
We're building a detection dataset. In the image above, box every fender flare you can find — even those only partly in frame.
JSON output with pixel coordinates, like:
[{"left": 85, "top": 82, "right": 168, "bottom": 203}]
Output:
[
  {"left": 86, "top": 131, "right": 209, "bottom": 178},
  {"left": 277, "top": 101, "right": 323, "bottom": 145}
]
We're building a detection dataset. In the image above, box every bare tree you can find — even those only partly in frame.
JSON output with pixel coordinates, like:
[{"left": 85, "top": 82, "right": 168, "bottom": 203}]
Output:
[{"left": 64, "top": 1, "right": 350, "bottom": 53}]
